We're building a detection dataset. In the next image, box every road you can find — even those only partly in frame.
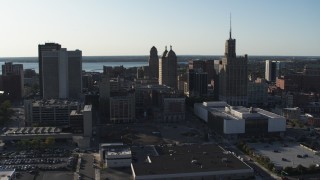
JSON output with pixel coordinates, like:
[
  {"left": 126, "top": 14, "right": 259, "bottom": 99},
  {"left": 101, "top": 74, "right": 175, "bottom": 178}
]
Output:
[{"left": 79, "top": 154, "right": 95, "bottom": 180}]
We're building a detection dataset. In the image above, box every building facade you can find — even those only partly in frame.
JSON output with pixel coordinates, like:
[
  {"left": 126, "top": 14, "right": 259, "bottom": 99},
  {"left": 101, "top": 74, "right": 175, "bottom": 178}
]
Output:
[
  {"left": 148, "top": 46, "right": 159, "bottom": 79},
  {"left": 109, "top": 92, "right": 135, "bottom": 123},
  {"left": 247, "top": 78, "right": 268, "bottom": 107},
  {"left": 194, "top": 101, "right": 286, "bottom": 137},
  {"left": 38, "top": 43, "right": 61, "bottom": 98},
  {"left": 159, "top": 46, "right": 177, "bottom": 89},
  {"left": 0, "top": 62, "right": 24, "bottom": 101},
  {"left": 186, "top": 69, "right": 208, "bottom": 97},
  {"left": 265, "top": 60, "right": 277, "bottom": 82},
  {"left": 24, "top": 99, "right": 80, "bottom": 126},
  {"left": 42, "top": 48, "right": 82, "bottom": 99},
  {"left": 162, "top": 97, "right": 185, "bottom": 123},
  {"left": 219, "top": 30, "right": 248, "bottom": 106}
]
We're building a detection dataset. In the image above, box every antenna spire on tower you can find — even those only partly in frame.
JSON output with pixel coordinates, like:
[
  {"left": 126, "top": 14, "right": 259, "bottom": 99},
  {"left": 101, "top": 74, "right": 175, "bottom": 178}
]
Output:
[{"left": 229, "top": 13, "right": 232, "bottom": 39}]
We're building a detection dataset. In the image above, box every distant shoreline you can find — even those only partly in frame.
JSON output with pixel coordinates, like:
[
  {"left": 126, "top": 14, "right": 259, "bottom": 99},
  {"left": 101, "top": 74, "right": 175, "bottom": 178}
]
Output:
[{"left": 0, "top": 55, "right": 319, "bottom": 63}]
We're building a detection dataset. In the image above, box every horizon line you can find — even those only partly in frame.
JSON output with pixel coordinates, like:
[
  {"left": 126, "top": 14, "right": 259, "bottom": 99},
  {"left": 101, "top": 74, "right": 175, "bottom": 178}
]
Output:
[{"left": 1, "top": 55, "right": 320, "bottom": 58}]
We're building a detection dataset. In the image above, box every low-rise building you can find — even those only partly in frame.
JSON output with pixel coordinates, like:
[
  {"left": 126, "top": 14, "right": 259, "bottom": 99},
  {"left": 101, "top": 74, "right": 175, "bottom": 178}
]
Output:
[
  {"left": 194, "top": 101, "right": 286, "bottom": 137},
  {"left": 0, "top": 127, "right": 72, "bottom": 141},
  {"left": 0, "top": 169, "right": 16, "bottom": 180},
  {"left": 131, "top": 144, "right": 254, "bottom": 180},
  {"left": 282, "top": 107, "right": 301, "bottom": 121},
  {"left": 99, "top": 143, "right": 132, "bottom": 168}
]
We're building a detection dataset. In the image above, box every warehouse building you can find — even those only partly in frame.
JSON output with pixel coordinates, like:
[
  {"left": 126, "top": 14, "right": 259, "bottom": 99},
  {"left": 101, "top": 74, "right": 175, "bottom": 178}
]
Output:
[
  {"left": 131, "top": 144, "right": 254, "bottom": 180},
  {"left": 194, "top": 101, "right": 286, "bottom": 137}
]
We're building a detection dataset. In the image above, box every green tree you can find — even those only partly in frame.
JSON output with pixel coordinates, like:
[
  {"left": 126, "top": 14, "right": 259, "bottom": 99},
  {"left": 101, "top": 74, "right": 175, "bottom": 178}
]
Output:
[
  {"left": 267, "top": 162, "right": 274, "bottom": 170},
  {"left": 45, "top": 137, "right": 55, "bottom": 147},
  {"left": 0, "top": 100, "right": 13, "bottom": 125}
]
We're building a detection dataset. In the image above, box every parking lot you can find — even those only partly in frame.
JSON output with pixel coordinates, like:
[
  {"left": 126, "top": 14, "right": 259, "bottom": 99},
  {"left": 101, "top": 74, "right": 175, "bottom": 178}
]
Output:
[
  {"left": 0, "top": 148, "right": 76, "bottom": 172},
  {"left": 248, "top": 142, "right": 320, "bottom": 168}
]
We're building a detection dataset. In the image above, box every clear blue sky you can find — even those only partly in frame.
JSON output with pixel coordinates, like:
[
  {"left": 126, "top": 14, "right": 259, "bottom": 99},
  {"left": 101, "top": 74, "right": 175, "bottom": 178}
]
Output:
[{"left": 0, "top": 0, "right": 319, "bottom": 57}]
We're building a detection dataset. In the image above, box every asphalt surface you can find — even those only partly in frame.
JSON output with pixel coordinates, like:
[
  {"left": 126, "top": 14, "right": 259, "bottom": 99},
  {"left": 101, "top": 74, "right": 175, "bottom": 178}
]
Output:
[{"left": 79, "top": 154, "right": 95, "bottom": 180}]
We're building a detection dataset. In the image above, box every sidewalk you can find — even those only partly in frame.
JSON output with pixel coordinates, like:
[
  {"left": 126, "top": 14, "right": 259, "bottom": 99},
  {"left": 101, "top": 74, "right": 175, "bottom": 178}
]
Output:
[{"left": 74, "top": 153, "right": 82, "bottom": 180}]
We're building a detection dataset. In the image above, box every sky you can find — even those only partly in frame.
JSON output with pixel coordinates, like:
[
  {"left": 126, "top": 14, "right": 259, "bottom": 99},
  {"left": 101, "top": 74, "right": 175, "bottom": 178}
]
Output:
[{"left": 0, "top": 0, "right": 319, "bottom": 57}]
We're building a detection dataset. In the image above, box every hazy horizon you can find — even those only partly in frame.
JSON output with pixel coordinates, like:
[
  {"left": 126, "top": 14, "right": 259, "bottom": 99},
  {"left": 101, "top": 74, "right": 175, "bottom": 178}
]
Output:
[{"left": 1, "top": 0, "right": 319, "bottom": 57}]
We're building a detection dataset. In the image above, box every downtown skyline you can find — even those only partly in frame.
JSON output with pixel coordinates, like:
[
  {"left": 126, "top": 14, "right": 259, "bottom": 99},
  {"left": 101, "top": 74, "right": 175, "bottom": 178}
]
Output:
[{"left": 0, "top": 0, "right": 319, "bottom": 57}]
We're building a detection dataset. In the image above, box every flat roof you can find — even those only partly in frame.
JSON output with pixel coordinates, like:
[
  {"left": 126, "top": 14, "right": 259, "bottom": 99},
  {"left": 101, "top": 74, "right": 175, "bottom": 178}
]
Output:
[
  {"left": 106, "top": 145, "right": 131, "bottom": 156},
  {"left": 0, "top": 170, "right": 15, "bottom": 180},
  {"left": 83, "top": 105, "right": 92, "bottom": 112},
  {"left": 207, "top": 106, "right": 283, "bottom": 121},
  {"left": 132, "top": 144, "right": 252, "bottom": 176},
  {"left": 3, "top": 127, "right": 61, "bottom": 135},
  {"left": 29, "top": 99, "right": 79, "bottom": 107}
]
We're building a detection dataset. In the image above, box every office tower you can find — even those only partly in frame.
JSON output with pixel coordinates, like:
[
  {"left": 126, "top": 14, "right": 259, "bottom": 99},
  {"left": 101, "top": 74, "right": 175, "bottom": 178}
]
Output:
[
  {"left": 159, "top": 46, "right": 177, "bottom": 89},
  {"left": 187, "top": 69, "right": 208, "bottom": 97},
  {"left": 148, "top": 46, "right": 159, "bottom": 79},
  {"left": 0, "top": 62, "right": 24, "bottom": 100},
  {"left": 219, "top": 21, "right": 248, "bottom": 106},
  {"left": 265, "top": 60, "right": 277, "bottom": 82},
  {"left": 188, "top": 60, "right": 216, "bottom": 84},
  {"left": 42, "top": 48, "right": 82, "bottom": 99},
  {"left": 38, "top": 43, "right": 61, "bottom": 97}
]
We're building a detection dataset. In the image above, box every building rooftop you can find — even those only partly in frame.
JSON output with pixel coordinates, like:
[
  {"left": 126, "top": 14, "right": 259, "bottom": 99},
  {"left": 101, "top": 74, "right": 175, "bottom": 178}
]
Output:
[
  {"left": 106, "top": 145, "right": 131, "bottom": 156},
  {"left": 0, "top": 170, "right": 15, "bottom": 180},
  {"left": 131, "top": 144, "right": 252, "bottom": 176},
  {"left": 2, "top": 127, "right": 61, "bottom": 135},
  {"left": 30, "top": 99, "right": 80, "bottom": 107},
  {"left": 83, "top": 105, "right": 92, "bottom": 112},
  {"left": 199, "top": 101, "right": 284, "bottom": 121},
  {"left": 70, "top": 110, "right": 83, "bottom": 116}
]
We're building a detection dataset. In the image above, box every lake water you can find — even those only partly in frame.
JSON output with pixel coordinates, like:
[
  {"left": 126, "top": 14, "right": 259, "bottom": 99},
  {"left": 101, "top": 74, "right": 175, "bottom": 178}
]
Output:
[{"left": 0, "top": 61, "right": 149, "bottom": 74}]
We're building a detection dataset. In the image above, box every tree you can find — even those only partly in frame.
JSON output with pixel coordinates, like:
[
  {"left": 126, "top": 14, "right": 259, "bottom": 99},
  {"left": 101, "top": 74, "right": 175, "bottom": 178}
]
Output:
[
  {"left": 283, "top": 166, "right": 293, "bottom": 175},
  {"left": 267, "top": 162, "right": 274, "bottom": 170},
  {"left": 45, "top": 137, "right": 55, "bottom": 147},
  {"left": 0, "top": 100, "right": 13, "bottom": 125}
]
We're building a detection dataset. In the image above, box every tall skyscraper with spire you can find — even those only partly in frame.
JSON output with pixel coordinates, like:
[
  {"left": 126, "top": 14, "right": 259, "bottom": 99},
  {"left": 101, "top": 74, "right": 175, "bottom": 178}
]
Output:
[
  {"left": 219, "top": 17, "right": 248, "bottom": 106},
  {"left": 159, "top": 46, "right": 177, "bottom": 89},
  {"left": 148, "top": 46, "right": 159, "bottom": 79}
]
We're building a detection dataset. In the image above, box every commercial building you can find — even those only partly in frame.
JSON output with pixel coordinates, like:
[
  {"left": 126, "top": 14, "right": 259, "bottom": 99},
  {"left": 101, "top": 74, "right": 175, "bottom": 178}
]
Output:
[
  {"left": 219, "top": 26, "right": 248, "bottom": 106},
  {"left": 135, "top": 84, "right": 185, "bottom": 122},
  {"left": 70, "top": 110, "right": 84, "bottom": 134},
  {"left": 276, "top": 64, "right": 320, "bottom": 93},
  {"left": 99, "top": 143, "right": 132, "bottom": 168},
  {"left": 0, "top": 62, "right": 24, "bottom": 101},
  {"left": 148, "top": 46, "right": 159, "bottom": 79},
  {"left": 188, "top": 59, "right": 217, "bottom": 84},
  {"left": 282, "top": 107, "right": 301, "bottom": 121},
  {"left": 162, "top": 97, "right": 185, "bottom": 123},
  {"left": 0, "top": 127, "right": 72, "bottom": 141},
  {"left": 42, "top": 47, "right": 82, "bottom": 99},
  {"left": 131, "top": 144, "right": 254, "bottom": 180},
  {"left": 69, "top": 105, "right": 93, "bottom": 136},
  {"left": 265, "top": 60, "right": 277, "bottom": 82},
  {"left": 135, "top": 84, "right": 171, "bottom": 119},
  {"left": 194, "top": 101, "right": 286, "bottom": 136},
  {"left": 247, "top": 78, "right": 268, "bottom": 107},
  {"left": 0, "top": 169, "right": 16, "bottom": 180},
  {"left": 159, "top": 46, "right": 177, "bottom": 89},
  {"left": 83, "top": 105, "right": 93, "bottom": 137},
  {"left": 24, "top": 99, "right": 80, "bottom": 126},
  {"left": 38, "top": 43, "right": 61, "bottom": 98},
  {"left": 186, "top": 69, "right": 208, "bottom": 97},
  {"left": 109, "top": 92, "right": 135, "bottom": 123}
]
